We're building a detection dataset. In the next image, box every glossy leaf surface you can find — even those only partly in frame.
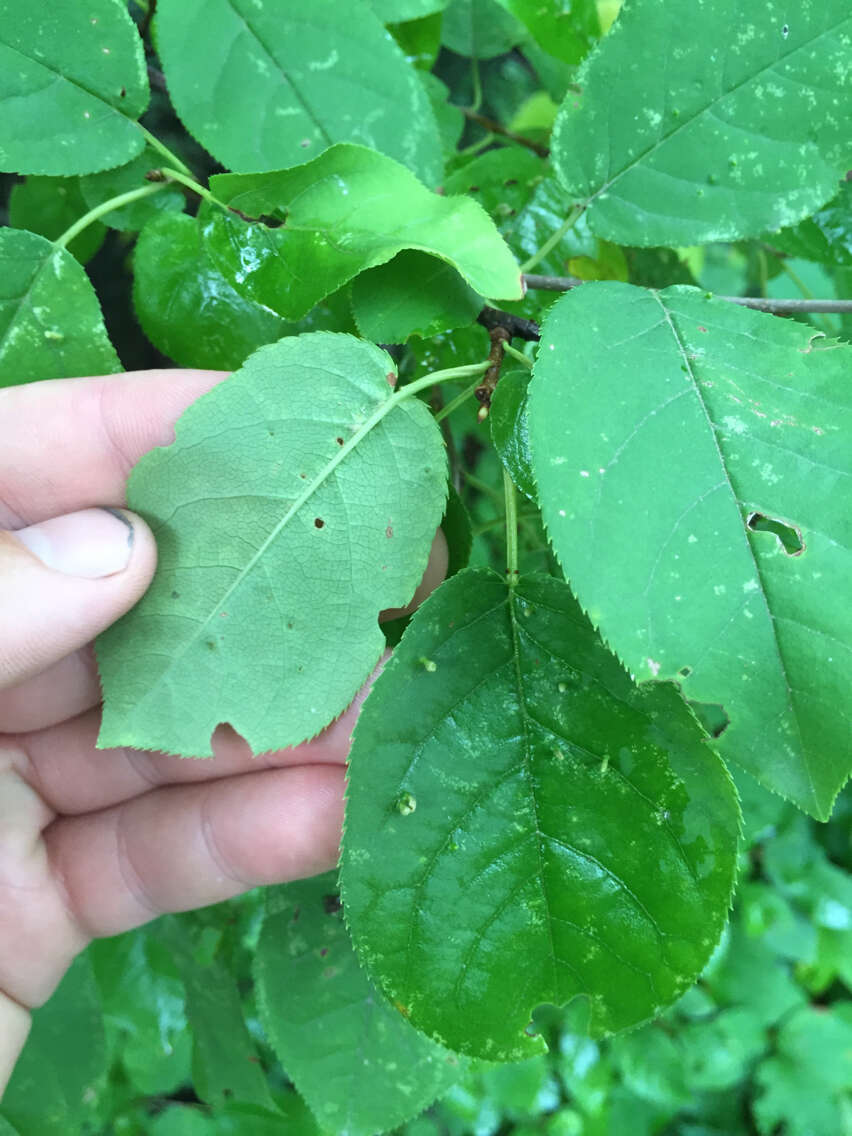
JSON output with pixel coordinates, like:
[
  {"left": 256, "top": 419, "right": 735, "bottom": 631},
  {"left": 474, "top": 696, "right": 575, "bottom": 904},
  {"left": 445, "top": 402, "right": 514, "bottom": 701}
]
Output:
[
  {"left": 552, "top": 0, "right": 852, "bottom": 245},
  {"left": 342, "top": 569, "right": 739, "bottom": 1059},
  {"left": 0, "top": 0, "right": 148, "bottom": 175},
  {"left": 352, "top": 250, "right": 483, "bottom": 341},
  {"left": 97, "top": 333, "right": 447, "bottom": 756},
  {"left": 156, "top": 0, "right": 443, "bottom": 185},
  {"left": 0, "top": 228, "right": 120, "bottom": 388},
  {"left": 132, "top": 212, "right": 286, "bottom": 370},
  {"left": 528, "top": 282, "right": 852, "bottom": 818},
  {"left": 255, "top": 874, "right": 464, "bottom": 1135},
  {"left": 764, "top": 181, "right": 852, "bottom": 268},
  {"left": 495, "top": 0, "right": 599, "bottom": 64},
  {"left": 206, "top": 145, "right": 523, "bottom": 321}
]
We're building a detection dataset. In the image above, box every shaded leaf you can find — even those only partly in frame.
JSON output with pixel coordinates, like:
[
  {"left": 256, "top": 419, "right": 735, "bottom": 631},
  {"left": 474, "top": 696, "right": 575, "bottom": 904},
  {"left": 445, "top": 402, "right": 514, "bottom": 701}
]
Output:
[
  {"left": 529, "top": 282, "right": 852, "bottom": 819},
  {"left": 0, "top": 0, "right": 148, "bottom": 175},
  {"left": 0, "top": 228, "right": 120, "bottom": 389},
  {"left": 764, "top": 181, "right": 852, "bottom": 268},
  {"left": 369, "top": 0, "right": 449, "bottom": 18},
  {"left": 495, "top": 0, "right": 599, "bottom": 65},
  {"left": 389, "top": 12, "right": 445, "bottom": 70},
  {"left": 255, "top": 874, "right": 464, "bottom": 1135},
  {"left": 551, "top": 1, "right": 852, "bottom": 245},
  {"left": 352, "top": 250, "right": 483, "bottom": 342},
  {"left": 205, "top": 145, "right": 522, "bottom": 320},
  {"left": 442, "top": 0, "right": 525, "bottom": 59},
  {"left": 1, "top": 954, "right": 106, "bottom": 1135},
  {"left": 155, "top": 0, "right": 443, "bottom": 185},
  {"left": 80, "top": 148, "right": 185, "bottom": 231},
  {"left": 490, "top": 368, "right": 536, "bottom": 500},
  {"left": 97, "top": 332, "right": 446, "bottom": 756},
  {"left": 8, "top": 177, "right": 105, "bottom": 264},
  {"left": 132, "top": 212, "right": 286, "bottom": 370},
  {"left": 342, "top": 568, "right": 739, "bottom": 1059}
]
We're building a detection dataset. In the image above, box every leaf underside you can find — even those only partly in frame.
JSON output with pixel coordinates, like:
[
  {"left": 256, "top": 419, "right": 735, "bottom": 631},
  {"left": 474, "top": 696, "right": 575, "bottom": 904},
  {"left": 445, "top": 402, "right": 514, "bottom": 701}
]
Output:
[
  {"left": 342, "top": 568, "right": 739, "bottom": 1060},
  {"left": 96, "top": 332, "right": 447, "bottom": 757},
  {"left": 528, "top": 282, "right": 852, "bottom": 819}
]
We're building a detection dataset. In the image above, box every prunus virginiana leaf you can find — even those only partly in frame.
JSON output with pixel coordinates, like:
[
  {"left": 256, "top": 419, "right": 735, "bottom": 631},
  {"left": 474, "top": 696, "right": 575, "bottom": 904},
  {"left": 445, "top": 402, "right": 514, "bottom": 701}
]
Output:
[
  {"left": 155, "top": 0, "right": 443, "bottom": 185},
  {"left": 96, "top": 332, "right": 447, "bottom": 756},
  {"left": 80, "top": 148, "right": 185, "bottom": 232},
  {"left": 763, "top": 181, "right": 852, "bottom": 268},
  {"left": 528, "top": 282, "right": 852, "bottom": 819},
  {"left": 8, "top": 177, "right": 105, "bottom": 265},
  {"left": 494, "top": 0, "right": 599, "bottom": 65},
  {"left": 490, "top": 368, "right": 536, "bottom": 501},
  {"left": 0, "top": 228, "right": 120, "bottom": 388},
  {"left": 551, "top": 0, "right": 852, "bottom": 245},
  {"left": 341, "top": 568, "right": 739, "bottom": 1059},
  {"left": 255, "top": 874, "right": 465, "bottom": 1136},
  {"left": 368, "top": 0, "right": 449, "bottom": 19},
  {"left": 442, "top": 0, "right": 525, "bottom": 59},
  {"left": 0, "top": 0, "right": 148, "bottom": 176},
  {"left": 204, "top": 145, "right": 523, "bottom": 322},
  {"left": 352, "top": 251, "right": 483, "bottom": 342}
]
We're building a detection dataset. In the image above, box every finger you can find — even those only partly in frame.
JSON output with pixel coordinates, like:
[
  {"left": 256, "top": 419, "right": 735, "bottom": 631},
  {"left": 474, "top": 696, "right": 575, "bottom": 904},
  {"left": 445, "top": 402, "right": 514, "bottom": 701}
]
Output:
[
  {"left": 0, "top": 369, "right": 226, "bottom": 529},
  {"left": 0, "top": 509, "right": 157, "bottom": 690},
  {"left": 47, "top": 764, "right": 346, "bottom": 939},
  {"left": 0, "top": 648, "right": 101, "bottom": 734},
  {"left": 380, "top": 527, "right": 448, "bottom": 621},
  {"left": 17, "top": 653, "right": 386, "bottom": 815}
]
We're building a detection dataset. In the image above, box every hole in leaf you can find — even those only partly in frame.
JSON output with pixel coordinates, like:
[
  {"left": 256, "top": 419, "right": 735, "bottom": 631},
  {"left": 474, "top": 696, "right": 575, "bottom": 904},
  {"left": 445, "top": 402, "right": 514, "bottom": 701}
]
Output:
[
  {"left": 323, "top": 894, "right": 341, "bottom": 915},
  {"left": 688, "top": 700, "right": 730, "bottom": 739},
  {"left": 678, "top": 665, "right": 692, "bottom": 678},
  {"left": 746, "top": 512, "right": 804, "bottom": 555}
]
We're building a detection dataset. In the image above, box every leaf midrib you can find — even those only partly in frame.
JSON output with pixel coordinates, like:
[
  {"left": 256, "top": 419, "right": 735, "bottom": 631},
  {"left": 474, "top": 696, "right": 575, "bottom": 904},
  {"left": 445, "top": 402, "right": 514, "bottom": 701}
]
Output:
[{"left": 585, "top": 14, "right": 849, "bottom": 208}]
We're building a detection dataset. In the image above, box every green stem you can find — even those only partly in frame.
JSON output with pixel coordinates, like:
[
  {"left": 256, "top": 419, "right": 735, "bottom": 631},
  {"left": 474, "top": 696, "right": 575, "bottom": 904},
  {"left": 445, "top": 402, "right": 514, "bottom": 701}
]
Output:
[
  {"left": 470, "top": 56, "right": 483, "bottom": 114},
  {"left": 53, "top": 183, "right": 167, "bottom": 251},
  {"left": 503, "top": 342, "right": 534, "bottom": 369},
  {"left": 503, "top": 468, "right": 519, "bottom": 586},
  {"left": 434, "top": 376, "right": 483, "bottom": 423},
  {"left": 462, "top": 470, "right": 503, "bottom": 499},
  {"left": 161, "top": 167, "right": 230, "bottom": 213},
  {"left": 520, "top": 204, "right": 584, "bottom": 274},
  {"left": 139, "top": 126, "right": 193, "bottom": 177},
  {"left": 456, "top": 131, "right": 496, "bottom": 158}
]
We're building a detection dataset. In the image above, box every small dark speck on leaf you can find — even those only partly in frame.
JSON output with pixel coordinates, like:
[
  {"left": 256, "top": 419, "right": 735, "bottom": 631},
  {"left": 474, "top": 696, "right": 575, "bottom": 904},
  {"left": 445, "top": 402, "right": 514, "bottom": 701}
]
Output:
[
  {"left": 678, "top": 665, "right": 692, "bottom": 677},
  {"left": 299, "top": 138, "right": 311, "bottom": 148},
  {"left": 292, "top": 907, "right": 300, "bottom": 922},
  {"left": 469, "top": 184, "right": 480, "bottom": 192},
  {"left": 698, "top": 325, "right": 708, "bottom": 333},
  {"left": 504, "top": 178, "right": 518, "bottom": 186},
  {"left": 223, "top": 1088, "right": 233, "bottom": 1099},
  {"left": 336, "top": 436, "right": 344, "bottom": 445},
  {"left": 319, "top": 947, "right": 328, "bottom": 957},
  {"left": 206, "top": 640, "right": 216, "bottom": 650},
  {"left": 314, "top": 517, "right": 325, "bottom": 529},
  {"left": 386, "top": 372, "right": 397, "bottom": 387},
  {"left": 386, "top": 525, "right": 393, "bottom": 538},
  {"left": 299, "top": 472, "right": 307, "bottom": 479},
  {"left": 119, "top": 86, "right": 126, "bottom": 97},
  {"left": 171, "top": 590, "right": 180, "bottom": 599},
  {"left": 324, "top": 894, "right": 342, "bottom": 914}
]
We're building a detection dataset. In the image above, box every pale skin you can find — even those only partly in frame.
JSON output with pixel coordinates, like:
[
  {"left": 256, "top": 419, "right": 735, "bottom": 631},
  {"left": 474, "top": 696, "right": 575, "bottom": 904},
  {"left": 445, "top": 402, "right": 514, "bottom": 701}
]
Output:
[{"left": 0, "top": 368, "right": 447, "bottom": 1094}]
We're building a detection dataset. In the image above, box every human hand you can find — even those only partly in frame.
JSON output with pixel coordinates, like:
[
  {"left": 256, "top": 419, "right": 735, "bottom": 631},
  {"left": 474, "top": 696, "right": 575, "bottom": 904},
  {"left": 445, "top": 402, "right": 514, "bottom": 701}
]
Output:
[{"left": 0, "top": 368, "right": 446, "bottom": 1092}]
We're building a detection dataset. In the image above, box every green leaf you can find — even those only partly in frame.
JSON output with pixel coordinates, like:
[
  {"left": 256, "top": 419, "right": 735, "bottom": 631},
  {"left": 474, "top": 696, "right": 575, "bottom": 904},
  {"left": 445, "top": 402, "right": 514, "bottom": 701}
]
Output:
[
  {"left": 255, "top": 874, "right": 464, "bottom": 1135},
  {"left": 495, "top": 0, "right": 599, "bottom": 65},
  {"left": 352, "top": 251, "right": 483, "bottom": 342},
  {"left": 490, "top": 369, "right": 536, "bottom": 501},
  {"left": 154, "top": 918, "right": 278, "bottom": 1111},
  {"left": 96, "top": 332, "right": 447, "bottom": 756},
  {"left": 677, "top": 1008, "right": 767, "bottom": 1093},
  {"left": 764, "top": 181, "right": 852, "bottom": 268},
  {"left": 132, "top": 212, "right": 286, "bottom": 370},
  {"left": 8, "top": 177, "right": 106, "bottom": 264},
  {"left": 444, "top": 483, "right": 474, "bottom": 578},
  {"left": 205, "top": 145, "right": 522, "bottom": 320},
  {"left": 704, "top": 920, "right": 806, "bottom": 1029},
  {"left": 753, "top": 1004, "right": 852, "bottom": 1136},
  {"left": 551, "top": 1, "right": 852, "bottom": 245},
  {"left": 155, "top": 0, "right": 443, "bottom": 185},
  {"left": 420, "top": 71, "right": 465, "bottom": 158},
  {"left": 389, "top": 12, "right": 445, "bottom": 70},
  {"left": 80, "top": 148, "right": 185, "bottom": 231},
  {"left": 528, "top": 282, "right": 852, "bottom": 819},
  {"left": 442, "top": 0, "right": 524, "bottom": 59},
  {"left": 341, "top": 568, "right": 739, "bottom": 1059},
  {"left": 369, "top": 0, "right": 449, "bottom": 19},
  {"left": 0, "top": 228, "right": 120, "bottom": 389},
  {"left": 1, "top": 954, "right": 106, "bottom": 1135},
  {"left": 0, "top": 0, "right": 148, "bottom": 175}
]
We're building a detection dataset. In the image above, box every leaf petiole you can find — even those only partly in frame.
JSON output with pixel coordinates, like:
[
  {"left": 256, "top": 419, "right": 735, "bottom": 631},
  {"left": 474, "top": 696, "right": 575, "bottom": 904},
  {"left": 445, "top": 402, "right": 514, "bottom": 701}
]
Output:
[
  {"left": 520, "top": 204, "right": 585, "bottom": 274},
  {"left": 434, "top": 376, "right": 484, "bottom": 422},
  {"left": 139, "top": 125, "right": 193, "bottom": 178},
  {"left": 160, "top": 167, "right": 230, "bottom": 213},
  {"left": 503, "top": 342, "right": 534, "bottom": 369},
  {"left": 53, "top": 183, "right": 168, "bottom": 251},
  {"left": 503, "top": 468, "right": 519, "bottom": 585}
]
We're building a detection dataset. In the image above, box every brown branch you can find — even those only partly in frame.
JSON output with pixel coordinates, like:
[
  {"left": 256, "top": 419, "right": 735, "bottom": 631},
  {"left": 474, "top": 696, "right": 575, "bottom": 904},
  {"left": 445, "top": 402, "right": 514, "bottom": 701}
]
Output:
[
  {"left": 522, "top": 274, "right": 852, "bottom": 314},
  {"left": 474, "top": 327, "right": 511, "bottom": 420},
  {"left": 477, "top": 306, "right": 540, "bottom": 342},
  {"left": 459, "top": 107, "right": 550, "bottom": 159}
]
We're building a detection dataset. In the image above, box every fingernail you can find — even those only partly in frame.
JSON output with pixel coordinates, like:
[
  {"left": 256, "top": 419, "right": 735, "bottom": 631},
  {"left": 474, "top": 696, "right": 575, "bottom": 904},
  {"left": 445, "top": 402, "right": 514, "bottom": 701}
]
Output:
[{"left": 16, "top": 508, "right": 135, "bottom": 578}]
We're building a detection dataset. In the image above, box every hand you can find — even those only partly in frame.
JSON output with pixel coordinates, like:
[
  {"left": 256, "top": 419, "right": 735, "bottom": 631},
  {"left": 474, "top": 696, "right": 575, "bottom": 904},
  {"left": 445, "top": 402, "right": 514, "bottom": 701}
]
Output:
[{"left": 0, "top": 368, "right": 446, "bottom": 1093}]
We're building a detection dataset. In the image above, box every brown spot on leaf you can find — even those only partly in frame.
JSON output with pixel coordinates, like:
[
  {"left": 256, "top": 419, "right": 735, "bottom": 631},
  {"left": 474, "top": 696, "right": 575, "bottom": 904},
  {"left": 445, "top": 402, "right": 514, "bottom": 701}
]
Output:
[
  {"left": 386, "top": 372, "right": 397, "bottom": 387},
  {"left": 386, "top": 525, "right": 393, "bottom": 538},
  {"left": 314, "top": 518, "right": 325, "bottom": 529}
]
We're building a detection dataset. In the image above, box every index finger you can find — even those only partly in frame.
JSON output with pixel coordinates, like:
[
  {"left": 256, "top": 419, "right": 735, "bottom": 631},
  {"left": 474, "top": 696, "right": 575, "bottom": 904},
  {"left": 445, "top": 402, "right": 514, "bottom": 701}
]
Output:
[{"left": 0, "top": 369, "right": 227, "bottom": 529}]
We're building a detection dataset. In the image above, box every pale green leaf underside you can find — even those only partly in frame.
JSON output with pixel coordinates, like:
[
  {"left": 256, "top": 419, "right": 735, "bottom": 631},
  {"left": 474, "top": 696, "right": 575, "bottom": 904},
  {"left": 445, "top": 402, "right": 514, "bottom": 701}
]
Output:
[
  {"left": 529, "top": 282, "right": 852, "bottom": 819},
  {"left": 156, "top": 0, "right": 443, "bottom": 185},
  {"left": 206, "top": 144, "right": 523, "bottom": 320},
  {"left": 552, "top": 0, "right": 852, "bottom": 245},
  {"left": 368, "top": 0, "right": 449, "bottom": 20},
  {"left": 0, "top": 0, "right": 148, "bottom": 176},
  {"left": 342, "top": 569, "right": 739, "bottom": 1060},
  {"left": 96, "top": 332, "right": 447, "bottom": 756},
  {"left": 255, "top": 874, "right": 463, "bottom": 1136},
  {"left": 0, "top": 228, "right": 120, "bottom": 389}
]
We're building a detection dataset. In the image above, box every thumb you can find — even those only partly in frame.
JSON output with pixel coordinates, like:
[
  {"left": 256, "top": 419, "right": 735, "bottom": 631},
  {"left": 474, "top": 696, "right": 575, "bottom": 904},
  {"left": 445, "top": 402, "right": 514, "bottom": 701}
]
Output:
[{"left": 0, "top": 508, "right": 156, "bottom": 690}]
